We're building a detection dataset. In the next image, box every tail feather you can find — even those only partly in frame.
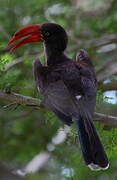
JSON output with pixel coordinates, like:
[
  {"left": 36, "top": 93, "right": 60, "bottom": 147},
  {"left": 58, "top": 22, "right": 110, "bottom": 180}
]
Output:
[{"left": 77, "top": 118, "right": 109, "bottom": 171}]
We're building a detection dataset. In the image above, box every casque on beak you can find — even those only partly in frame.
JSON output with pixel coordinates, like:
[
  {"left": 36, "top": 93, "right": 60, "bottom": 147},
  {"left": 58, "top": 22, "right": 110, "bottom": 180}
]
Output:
[{"left": 7, "top": 24, "right": 44, "bottom": 51}]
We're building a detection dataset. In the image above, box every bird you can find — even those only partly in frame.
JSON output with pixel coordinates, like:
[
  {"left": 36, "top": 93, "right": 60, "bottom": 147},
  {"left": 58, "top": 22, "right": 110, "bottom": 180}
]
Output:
[{"left": 7, "top": 22, "right": 109, "bottom": 171}]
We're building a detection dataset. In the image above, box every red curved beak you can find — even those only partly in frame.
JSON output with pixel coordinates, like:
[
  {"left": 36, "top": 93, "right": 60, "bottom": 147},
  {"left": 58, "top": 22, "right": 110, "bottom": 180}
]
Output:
[{"left": 7, "top": 24, "right": 44, "bottom": 51}]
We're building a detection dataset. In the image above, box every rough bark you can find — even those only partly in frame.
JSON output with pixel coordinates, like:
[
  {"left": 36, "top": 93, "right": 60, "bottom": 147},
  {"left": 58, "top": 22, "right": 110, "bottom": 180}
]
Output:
[{"left": 0, "top": 90, "right": 117, "bottom": 127}]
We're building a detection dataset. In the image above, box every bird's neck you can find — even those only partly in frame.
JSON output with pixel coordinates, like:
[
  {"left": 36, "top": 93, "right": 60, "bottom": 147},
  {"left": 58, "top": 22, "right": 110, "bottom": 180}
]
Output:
[{"left": 44, "top": 43, "right": 69, "bottom": 66}]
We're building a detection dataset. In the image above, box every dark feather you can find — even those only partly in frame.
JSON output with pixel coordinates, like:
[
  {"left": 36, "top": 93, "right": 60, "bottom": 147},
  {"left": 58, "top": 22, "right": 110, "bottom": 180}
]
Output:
[{"left": 32, "top": 23, "right": 109, "bottom": 170}]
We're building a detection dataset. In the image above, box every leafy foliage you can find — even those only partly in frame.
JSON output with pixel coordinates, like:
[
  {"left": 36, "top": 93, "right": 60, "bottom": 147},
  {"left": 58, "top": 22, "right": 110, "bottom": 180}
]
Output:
[{"left": 0, "top": 0, "right": 117, "bottom": 179}]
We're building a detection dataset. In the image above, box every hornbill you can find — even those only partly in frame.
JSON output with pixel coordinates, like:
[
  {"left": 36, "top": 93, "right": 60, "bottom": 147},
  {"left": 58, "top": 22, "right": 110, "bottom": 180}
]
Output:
[{"left": 7, "top": 23, "right": 109, "bottom": 171}]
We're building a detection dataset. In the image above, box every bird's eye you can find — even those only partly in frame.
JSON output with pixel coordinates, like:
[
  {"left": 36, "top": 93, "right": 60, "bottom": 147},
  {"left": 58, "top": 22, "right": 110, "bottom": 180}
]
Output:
[{"left": 45, "top": 32, "right": 50, "bottom": 37}]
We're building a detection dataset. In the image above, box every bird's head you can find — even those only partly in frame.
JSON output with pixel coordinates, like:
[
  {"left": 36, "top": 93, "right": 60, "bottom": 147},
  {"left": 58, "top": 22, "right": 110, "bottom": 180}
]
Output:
[{"left": 7, "top": 23, "right": 68, "bottom": 52}]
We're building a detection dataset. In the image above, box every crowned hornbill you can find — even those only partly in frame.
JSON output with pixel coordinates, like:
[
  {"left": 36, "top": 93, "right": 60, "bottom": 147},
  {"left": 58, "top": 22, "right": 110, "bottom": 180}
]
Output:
[{"left": 7, "top": 23, "right": 109, "bottom": 171}]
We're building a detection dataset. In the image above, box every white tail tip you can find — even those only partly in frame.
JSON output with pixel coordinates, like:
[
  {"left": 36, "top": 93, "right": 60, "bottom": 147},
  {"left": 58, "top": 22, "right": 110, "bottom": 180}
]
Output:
[{"left": 88, "top": 163, "right": 109, "bottom": 171}]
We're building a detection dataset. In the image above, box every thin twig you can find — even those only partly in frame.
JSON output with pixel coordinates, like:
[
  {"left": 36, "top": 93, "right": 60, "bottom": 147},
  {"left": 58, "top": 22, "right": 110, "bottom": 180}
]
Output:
[
  {"left": 3, "top": 102, "right": 16, "bottom": 109},
  {"left": 5, "top": 58, "right": 24, "bottom": 71}
]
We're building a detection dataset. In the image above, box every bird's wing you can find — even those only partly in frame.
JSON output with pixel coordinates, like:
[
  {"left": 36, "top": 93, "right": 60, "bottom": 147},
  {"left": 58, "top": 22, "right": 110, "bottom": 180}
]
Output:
[
  {"left": 76, "top": 49, "right": 97, "bottom": 91},
  {"left": 59, "top": 50, "right": 97, "bottom": 117},
  {"left": 42, "top": 80, "right": 77, "bottom": 116},
  {"left": 33, "top": 59, "right": 48, "bottom": 94},
  {"left": 33, "top": 59, "right": 73, "bottom": 125},
  {"left": 76, "top": 49, "right": 97, "bottom": 99},
  {"left": 33, "top": 53, "right": 96, "bottom": 120}
]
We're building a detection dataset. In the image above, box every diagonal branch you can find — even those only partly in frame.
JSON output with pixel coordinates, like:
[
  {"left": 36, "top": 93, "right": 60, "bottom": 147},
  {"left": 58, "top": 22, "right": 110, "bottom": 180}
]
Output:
[
  {"left": 0, "top": 90, "right": 42, "bottom": 109},
  {"left": 0, "top": 90, "right": 117, "bottom": 126},
  {"left": 97, "top": 59, "right": 117, "bottom": 83},
  {"left": 94, "top": 112, "right": 117, "bottom": 127},
  {"left": 5, "top": 58, "right": 24, "bottom": 71},
  {"left": 99, "top": 80, "right": 117, "bottom": 92}
]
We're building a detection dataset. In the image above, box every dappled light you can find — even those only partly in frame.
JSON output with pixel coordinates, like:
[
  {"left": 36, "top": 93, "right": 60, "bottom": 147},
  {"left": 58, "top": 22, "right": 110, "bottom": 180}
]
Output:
[{"left": 0, "top": 0, "right": 117, "bottom": 179}]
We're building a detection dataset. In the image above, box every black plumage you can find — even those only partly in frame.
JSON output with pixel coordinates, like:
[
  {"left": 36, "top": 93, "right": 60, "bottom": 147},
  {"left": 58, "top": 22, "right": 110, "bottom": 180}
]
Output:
[
  {"left": 33, "top": 23, "right": 109, "bottom": 170},
  {"left": 8, "top": 22, "right": 109, "bottom": 170}
]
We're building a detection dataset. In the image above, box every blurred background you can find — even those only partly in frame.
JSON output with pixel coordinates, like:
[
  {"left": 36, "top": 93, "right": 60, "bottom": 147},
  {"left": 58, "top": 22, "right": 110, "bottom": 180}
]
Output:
[{"left": 0, "top": 0, "right": 117, "bottom": 179}]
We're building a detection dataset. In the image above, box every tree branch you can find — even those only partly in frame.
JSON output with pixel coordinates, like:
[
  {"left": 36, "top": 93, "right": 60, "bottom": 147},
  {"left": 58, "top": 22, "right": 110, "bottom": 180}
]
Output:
[
  {"left": 0, "top": 163, "right": 24, "bottom": 180},
  {"left": 99, "top": 80, "right": 117, "bottom": 92},
  {"left": 66, "top": 34, "right": 117, "bottom": 56},
  {"left": 5, "top": 58, "right": 24, "bottom": 71},
  {"left": 97, "top": 59, "right": 117, "bottom": 83},
  {"left": 89, "top": 34, "right": 117, "bottom": 48},
  {"left": 96, "top": 53, "right": 117, "bottom": 74},
  {"left": 72, "top": 0, "right": 115, "bottom": 17},
  {"left": 94, "top": 112, "right": 117, "bottom": 127},
  {"left": 0, "top": 90, "right": 117, "bottom": 127},
  {"left": 0, "top": 90, "right": 42, "bottom": 109}
]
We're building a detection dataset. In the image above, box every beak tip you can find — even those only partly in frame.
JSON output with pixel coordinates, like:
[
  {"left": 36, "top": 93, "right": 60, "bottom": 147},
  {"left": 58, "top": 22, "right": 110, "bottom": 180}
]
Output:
[{"left": 7, "top": 24, "right": 43, "bottom": 51}]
